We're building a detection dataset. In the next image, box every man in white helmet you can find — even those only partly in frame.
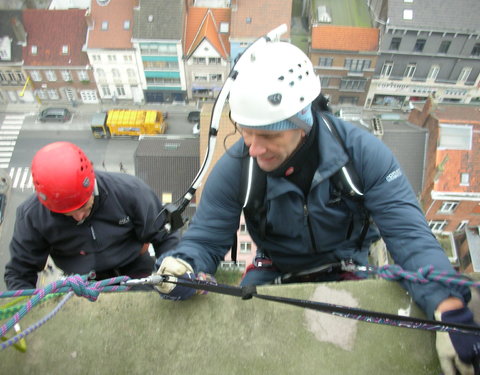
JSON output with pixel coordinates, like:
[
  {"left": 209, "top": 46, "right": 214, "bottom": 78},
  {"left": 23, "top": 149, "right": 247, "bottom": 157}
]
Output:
[{"left": 154, "top": 40, "right": 479, "bottom": 373}]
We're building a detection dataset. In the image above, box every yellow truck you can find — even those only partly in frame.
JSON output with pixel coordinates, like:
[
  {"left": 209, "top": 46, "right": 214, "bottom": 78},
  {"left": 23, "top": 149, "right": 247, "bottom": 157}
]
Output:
[{"left": 90, "top": 109, "right": 167, "bottom": 139}]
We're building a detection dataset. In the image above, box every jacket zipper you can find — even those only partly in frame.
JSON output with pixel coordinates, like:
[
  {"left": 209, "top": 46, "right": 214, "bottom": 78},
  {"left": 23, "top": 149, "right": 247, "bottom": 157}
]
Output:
[{"left": 304, "top": 202, "right": 317, "bottom": 253}]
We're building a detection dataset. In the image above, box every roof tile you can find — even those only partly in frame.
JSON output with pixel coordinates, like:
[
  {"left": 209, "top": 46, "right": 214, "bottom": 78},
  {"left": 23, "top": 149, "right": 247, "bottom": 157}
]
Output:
[
  {"left": 312, "top": 25, "right": 379, "bottom": 51},
  {"left": 23, "top": 9, "right": 88, "bottom": 66}
]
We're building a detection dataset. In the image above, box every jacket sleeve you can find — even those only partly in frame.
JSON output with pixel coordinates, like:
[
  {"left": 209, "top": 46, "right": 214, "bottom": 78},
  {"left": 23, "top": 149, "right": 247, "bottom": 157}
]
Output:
[
  {"left": 157, "top": 145, "right": 244, "bottom": 274},
  {"left": 123, "top": 176, "right": 180, "bottom": 258},
  {"left": 341, "top": 119, "right": 470, "bottom": 318},
  {"left": 4, "top": 204, "right": 50, "bottom": 290}
]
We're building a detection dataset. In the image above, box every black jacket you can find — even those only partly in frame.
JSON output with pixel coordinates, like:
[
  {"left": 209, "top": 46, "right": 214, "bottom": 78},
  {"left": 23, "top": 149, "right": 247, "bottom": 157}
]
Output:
[{"left": 4, "top": 171, "right": 179, "bottom": 290}]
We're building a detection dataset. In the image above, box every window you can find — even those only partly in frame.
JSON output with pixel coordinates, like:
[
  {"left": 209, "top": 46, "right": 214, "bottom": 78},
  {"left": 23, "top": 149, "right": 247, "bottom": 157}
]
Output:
[
  {"left": 16, "top": 72, "right": 25, "bottom": 82},
  {"left": 239, "top": 224, "right": 247, "bottom": 233},
  {"left": 429, "top": 220, "right": 447, "bottom": 233},
  {"left": 344, "top": 59, "right": 371, "bottom": 72},
  {"left": 389, "top": 38, "right": 401, "bottom": 50},
  {"left": 240, "top": 242, "right": 252, "bottom": 253},
  {"left": 111, "top": 69, "right": 120, "bottom": 78},
  {"left": 458, "top": 67, "right": 472, "bottom": 82},
  {"left": 47, "top": 89, "right": 59, "bottom": 100},
  {"left": 101, "top": 21, "right": 109, "bottom": 30},
  {"left": 439, "top": 202, "right": 458, "bottom": 213},
  {"left": 61, "top": 70, "right": 72, "bottom": 81},
  {"left": 92, "top": 54, "right": 101, "bottom": 62},
  {"left": 193, "top": 57, "right": 206, "bottom": 65},
  {"left": 460, "top": 173, "right": 470, "bottom": 186},
  {"left": 45, "top": 70, "right": 57, "bottom": 81},
  {"left": 381, "top": 61, "right": 393, "bottom": 77},
  {"left": 62, "top": 45, "right": 69, "bottom": 54},
  {"left": 427, "top": 65, "right": 439, "bottom": 80},
  {"left": 194, "top": 74, "right": 207, "bottom": 81},
  {"left": 340, "top": 79, "right": 366, "bottom": 91},
  {"left": 126, "top": 69, "right": 135, "bottom": 78},
  {"left": 439, "top": 125, "right": 472, "bottom": 150},
  {"left": 246, "top": 17, "right": 252, "bottom": 24},
  {"left": 123, "top": 20, "right": 130, "bottom": 30},
  {"left": 0, "top": 72, "right": 6, "bottom": 82},
  {"left": 413, "top": 39, "right": 426, "bottom": 52},
  {"left": 77, "top": 71, "right": 89, "bottom": 81},
  {"left": 101, "top": 85, "right": 111, "bottom": 96},
  {"left": 471, "top": 43, "right": 480, "bottom": 57},
  {"left": 210, "top": 74, "right": 222, "bottom": 81},
  {"left": 31, "top": 45, "right": 37, "bottom": 55},
  {"left": 108, "top": 55, "right": 117, "bottom": 62},
  {"left": 208, "top": 57, "right": 221, "bottom": 65},
  {"left": 116, "top": 85, "right": 125, "bottom": 96},
  {"left": 404, "top": 63, "right": 416, "bottom": 78},
  {"left": 124, "top": 55, "right": 133, "bottom": 62},
  {"left": 220, "top": 22, "right": 229, "bottom": 33},
  {"left": 403, "top": 9, "right": 413, "bottom": 20},
  {"left": 438, "top": 41, "right": 451, "bottom": 54},
  {"left": 456, "top": 220, "right": 468, "bottom": 232},
  {"left": 320, "top": 77, "right": 330, "bottom": 87},
  {"left": 30, "top": 70, "right": 42, "bottom": 81},
  {"left": 96, "top": 68, "right": 105, "bottom": 77},
  {"left": 319, "top": 57, "right": 333, "bottom": 66}
]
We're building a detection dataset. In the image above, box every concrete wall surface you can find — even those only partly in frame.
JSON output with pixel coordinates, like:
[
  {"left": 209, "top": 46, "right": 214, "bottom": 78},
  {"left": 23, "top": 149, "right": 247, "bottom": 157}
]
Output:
[{"left": 2, "top": 279, "right": 469, "bottom": 374}]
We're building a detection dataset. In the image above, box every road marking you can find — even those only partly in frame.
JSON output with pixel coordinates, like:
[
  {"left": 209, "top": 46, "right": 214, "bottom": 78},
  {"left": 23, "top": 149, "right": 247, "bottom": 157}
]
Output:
[
  {"left": 9, "top": 167, "right": 34, "bottom": 190},
  {"left": 0, "top": 114, "right": 25, "bottom": 169}
]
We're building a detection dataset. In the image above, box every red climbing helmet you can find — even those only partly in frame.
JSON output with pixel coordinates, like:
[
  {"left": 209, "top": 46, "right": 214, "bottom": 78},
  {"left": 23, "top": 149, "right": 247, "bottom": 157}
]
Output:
[{"left": 31, "top": 142, "right": 95, "bottom": 213}]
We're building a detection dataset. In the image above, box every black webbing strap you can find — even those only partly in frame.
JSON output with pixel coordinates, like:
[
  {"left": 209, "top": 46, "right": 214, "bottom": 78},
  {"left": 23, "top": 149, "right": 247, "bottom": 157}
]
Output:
[{"left": 164, "top": 276, "right": 480, "bottom": 335}]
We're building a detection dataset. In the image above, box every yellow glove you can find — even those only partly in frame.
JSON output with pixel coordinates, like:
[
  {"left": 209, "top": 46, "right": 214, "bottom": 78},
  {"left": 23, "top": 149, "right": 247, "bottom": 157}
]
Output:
[{"left": 154, "top": 256, "right": 194, "bottom": 295}]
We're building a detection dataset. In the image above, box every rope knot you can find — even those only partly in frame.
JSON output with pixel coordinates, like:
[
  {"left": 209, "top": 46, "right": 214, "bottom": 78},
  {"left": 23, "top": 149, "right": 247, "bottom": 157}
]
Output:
[{"left": 61, "top": 275, "right": 100, "bottom": 301}]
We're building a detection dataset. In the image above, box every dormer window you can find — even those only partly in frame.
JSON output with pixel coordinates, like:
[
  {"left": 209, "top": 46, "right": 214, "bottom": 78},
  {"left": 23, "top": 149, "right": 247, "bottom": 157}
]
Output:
[
  {"left": 123, "top": 20, "right": 130, "bottom": 30},
  {"left": 31, "top": 45, "right": 37, "bottom": 55},
  {"left": 62, "top": 45, "right": 69, "bottom": 54},
  {"left": 101, "top": 21, "right": 109, "bottom": 30}
]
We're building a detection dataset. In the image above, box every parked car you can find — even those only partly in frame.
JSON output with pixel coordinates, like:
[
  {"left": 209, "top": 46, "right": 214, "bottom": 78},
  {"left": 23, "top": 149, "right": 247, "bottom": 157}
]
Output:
[
  {"left": 38, "top": 107, "right": 72, "bottom": 123},
  {"left": 187, "top": 110, "right": 200, "bottom": 123}
]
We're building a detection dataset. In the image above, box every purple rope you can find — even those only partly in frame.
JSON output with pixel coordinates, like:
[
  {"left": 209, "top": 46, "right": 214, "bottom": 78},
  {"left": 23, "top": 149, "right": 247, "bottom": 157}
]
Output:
[{"left": 0, "top": 275, "right": 131, "bottom": 341}]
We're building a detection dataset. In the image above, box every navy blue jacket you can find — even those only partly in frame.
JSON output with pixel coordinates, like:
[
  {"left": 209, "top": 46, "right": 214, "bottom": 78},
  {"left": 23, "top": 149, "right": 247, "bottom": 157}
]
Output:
[
  {"left": 5, "top": 171, "right": 179, "bottom": 290},
  {"left": 162, "top": 112, "right": 469, "bottom": 318}
]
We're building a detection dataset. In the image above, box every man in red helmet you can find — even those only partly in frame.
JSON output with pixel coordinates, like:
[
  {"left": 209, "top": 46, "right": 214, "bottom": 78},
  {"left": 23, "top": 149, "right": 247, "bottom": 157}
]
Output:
[{"left": 4, "top": 141, "right": 179, "bottom": 290}]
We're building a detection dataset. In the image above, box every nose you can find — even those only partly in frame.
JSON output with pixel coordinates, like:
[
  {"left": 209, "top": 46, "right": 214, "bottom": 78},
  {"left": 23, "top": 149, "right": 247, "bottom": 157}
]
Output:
[{"left": 245, "top": 135, "right": 267, "bottom": 158}]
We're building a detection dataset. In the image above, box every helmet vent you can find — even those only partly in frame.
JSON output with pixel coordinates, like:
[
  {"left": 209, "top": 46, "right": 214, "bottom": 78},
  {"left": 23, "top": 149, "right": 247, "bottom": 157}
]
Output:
[
  {"left": 278, "top": 75, "right": 284, "bottom": 81},
  {"left": 300, "top": 97, "right": 305, "bottom": 102},
  {"left": 298, "top": 75, "right": 303, "bottom": 80},
  {"left": 268, "top": 93, "right": 282, "bottom": 105},
  {"left": 289, "top": 68, "right": 293, "bottom": 73},
  {"left": 289, "top": 81, "right": 294, "bottom": 87}
]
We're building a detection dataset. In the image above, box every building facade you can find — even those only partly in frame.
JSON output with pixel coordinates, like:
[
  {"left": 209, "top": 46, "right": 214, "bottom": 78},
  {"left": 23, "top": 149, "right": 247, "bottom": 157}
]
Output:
[{"left": 366, "top": 0, "right": 480, "bottom": 110}]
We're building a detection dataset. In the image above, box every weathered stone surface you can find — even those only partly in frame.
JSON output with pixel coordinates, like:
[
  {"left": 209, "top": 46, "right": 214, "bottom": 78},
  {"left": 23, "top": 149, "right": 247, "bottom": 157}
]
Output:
[{"left": 1, "top": 279, "right": 466, "bottom": 374}]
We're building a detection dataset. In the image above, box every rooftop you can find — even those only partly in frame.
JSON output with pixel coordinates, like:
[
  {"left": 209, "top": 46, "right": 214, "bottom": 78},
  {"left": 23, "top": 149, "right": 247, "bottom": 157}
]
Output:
[{"left": 133, "top": 0, "right": 184, "bottom": 41}]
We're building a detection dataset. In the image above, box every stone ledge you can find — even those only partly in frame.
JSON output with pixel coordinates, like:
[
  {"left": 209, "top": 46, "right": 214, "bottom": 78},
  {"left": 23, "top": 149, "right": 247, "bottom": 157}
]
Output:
[{"left": 2, "top": 279, "right": 473, "bottom": 374}]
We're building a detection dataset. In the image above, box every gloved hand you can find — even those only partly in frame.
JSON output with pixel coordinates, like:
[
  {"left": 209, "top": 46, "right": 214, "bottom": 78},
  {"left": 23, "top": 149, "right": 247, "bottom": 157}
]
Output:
[
  {"left": 154, "top": 256, "right": 197, "bottom": 300},
  {"left": 435, "top": 307, "right": 480, "bottom": 375}
]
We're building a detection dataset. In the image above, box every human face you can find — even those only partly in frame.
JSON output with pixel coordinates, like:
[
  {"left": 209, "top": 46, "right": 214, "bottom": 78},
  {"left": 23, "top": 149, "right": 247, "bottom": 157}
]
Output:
[
  {"left": 63, "top": 195, "right": 94, "bottom": 223},
  {"left": 239, "top": 127, "right": 306, "bottom": 172}
]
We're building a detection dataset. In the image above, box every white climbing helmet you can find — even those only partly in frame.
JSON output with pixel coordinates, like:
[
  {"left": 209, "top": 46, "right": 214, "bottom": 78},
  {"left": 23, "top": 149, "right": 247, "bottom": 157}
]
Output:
[{"left": 229, "top": 41, "right": 321, "bottom": 126}]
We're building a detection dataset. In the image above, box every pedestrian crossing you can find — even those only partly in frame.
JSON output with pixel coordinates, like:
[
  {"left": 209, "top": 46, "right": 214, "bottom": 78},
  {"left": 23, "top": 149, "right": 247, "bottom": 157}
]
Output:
[
  {"left": 0, "top": 114, "right": 25, "bottom": 169},
  {"left": 9, "top": 167, "right": 34, "bottom": 191}
]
